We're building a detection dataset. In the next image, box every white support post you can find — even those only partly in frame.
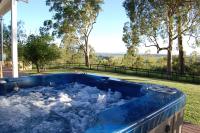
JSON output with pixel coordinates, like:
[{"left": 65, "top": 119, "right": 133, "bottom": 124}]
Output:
[
  {"left": 0, "top": 16, "right": 3, "bottom": 78},
  {"left": 11, "top": 0, "right": 18, "bottom": 78}
]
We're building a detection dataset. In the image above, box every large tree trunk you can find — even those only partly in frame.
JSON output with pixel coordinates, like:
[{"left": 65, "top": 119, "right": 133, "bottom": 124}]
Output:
[
  {"left": 84, "top": 39, "right": 90, "bottom": 67},
  {"left": 85, "top": 51, "right": 90, "bottom": 67},
  {"left": 177, "top": 10, "right": 185, "bottom": 75},
  {"left": 167, "top": 12, "right": 173, "bottom": 74},
  {"left": 35, "top": 63, "right": 40, "bottom": 73},
  {"left": 167, "top": 48, "right": 172, "bottom": 74}
]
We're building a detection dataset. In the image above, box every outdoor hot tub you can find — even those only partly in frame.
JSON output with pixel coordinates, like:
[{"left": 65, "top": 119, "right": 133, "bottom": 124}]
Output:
[{"left": 0, "top": 73, "right": 186, "bottom": 133}]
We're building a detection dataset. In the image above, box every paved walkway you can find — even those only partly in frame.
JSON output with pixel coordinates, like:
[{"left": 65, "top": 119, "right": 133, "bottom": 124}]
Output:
[
  {"left": 182, "top": 122, "right": 200, "bottom": 133},
  {"left": 2, "top": 67, "right": 27, "bottom": 77}
]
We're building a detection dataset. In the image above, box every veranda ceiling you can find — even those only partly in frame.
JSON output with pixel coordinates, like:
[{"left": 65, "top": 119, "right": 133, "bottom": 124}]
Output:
[{"left": 0, "top": 0, "right": 11, "bottom": 16}]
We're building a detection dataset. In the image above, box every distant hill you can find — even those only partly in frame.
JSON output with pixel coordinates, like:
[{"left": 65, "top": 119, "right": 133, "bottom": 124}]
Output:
[
  {"left": 96, "top": 53, "right": 124, "bottom": 57},
  {"left": 96, "top": 52, "right": 167, "bottom": 58},
  {"left": 140, "top": 54, "right": 166, "bottom": 58}
]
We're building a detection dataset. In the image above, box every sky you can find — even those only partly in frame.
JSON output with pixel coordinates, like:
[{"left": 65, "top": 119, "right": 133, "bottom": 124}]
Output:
[{"left": 3, "top": 0, "right": 200, "bottom": 55}]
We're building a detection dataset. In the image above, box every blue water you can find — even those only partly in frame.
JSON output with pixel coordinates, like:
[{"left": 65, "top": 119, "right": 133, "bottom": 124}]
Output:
[{"left": 0, "top": 83, "right": 127, "bottom": 133}]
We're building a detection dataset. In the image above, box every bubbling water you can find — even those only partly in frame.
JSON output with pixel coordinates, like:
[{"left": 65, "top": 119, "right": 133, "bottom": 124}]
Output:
[{"left": 0, "top": 83, "right": 127, "bottom": 133}]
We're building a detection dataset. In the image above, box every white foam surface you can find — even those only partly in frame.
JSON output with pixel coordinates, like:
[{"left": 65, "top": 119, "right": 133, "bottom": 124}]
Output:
[{"left": 0, "top": 83, "right": 127, "bottom": 133}]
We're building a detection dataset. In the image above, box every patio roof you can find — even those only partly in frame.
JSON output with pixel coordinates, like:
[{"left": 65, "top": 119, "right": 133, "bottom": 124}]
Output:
[{"left": 0, "top": 0, "right": 11, "bottom": 16}]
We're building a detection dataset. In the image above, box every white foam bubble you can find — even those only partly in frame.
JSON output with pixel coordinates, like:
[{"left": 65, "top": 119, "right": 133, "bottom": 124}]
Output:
[{"left": 0, "top": 83, "right": 127, "bottom": 133}]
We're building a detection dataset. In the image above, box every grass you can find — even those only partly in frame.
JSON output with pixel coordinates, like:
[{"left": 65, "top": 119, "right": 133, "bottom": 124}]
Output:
[
  {"left": 24, "top": 68, "right": 200, "bottom": 125},
  {"left": 45, "top": 64, "right": 200, "bottom": 83}
]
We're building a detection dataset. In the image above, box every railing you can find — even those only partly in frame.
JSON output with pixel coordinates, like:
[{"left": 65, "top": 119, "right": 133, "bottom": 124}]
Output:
[{"left": 43, "top": 63, "right": 200, "bottom": 84}]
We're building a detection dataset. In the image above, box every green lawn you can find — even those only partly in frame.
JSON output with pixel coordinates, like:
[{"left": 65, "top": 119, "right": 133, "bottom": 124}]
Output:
[{"left": 24, "top": 68, "right": 200, "bottom": 125}]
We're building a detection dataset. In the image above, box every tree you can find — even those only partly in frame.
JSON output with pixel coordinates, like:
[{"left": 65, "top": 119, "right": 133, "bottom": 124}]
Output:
[
  {"left": 123, "top": 0, "right": 176, "bottom": 73},
  {"left": 45, "top": 0, "right": 103, "bottom": 67},
  {"left": 122, "top": 22, "right": 139, "bottom": 67},
  {"left": 187, "top": 51, "right": 200, "bottom": 74},
  {"left": 24, "top": 34, "right": 60, "bottom": 73},
  {"left": 174, "top": 0, "right": 200, "bottom": 74},
  {"left": 59, "top": 34, "right": 79, "bottom": 63},
  {"left": 2, "top": 24, "right": 11, "bottom": 60},
  {"left": 122, "top": 22, "right": 139, "bottom": 55},
  {"left": 123, "top": 0, "right": 200, "bottom": 74},
  {"left": 3, "top": 21, "right": 27, "bottom": 60}
]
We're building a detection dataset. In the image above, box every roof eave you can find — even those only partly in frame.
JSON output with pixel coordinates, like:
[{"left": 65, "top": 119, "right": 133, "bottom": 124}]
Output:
[{"left": 0, "top": 0, "right": 11, "bottom": 16}]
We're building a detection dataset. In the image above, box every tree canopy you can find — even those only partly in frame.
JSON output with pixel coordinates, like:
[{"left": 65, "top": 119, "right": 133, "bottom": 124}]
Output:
[
  {"left": 24, "top": 34, "right": 60, "bottom": 72},
  {"left": 3, "top": 21, "right": 27, "bottom": 60},
  {"left": 123, "top": 0, "right": 200, "bottom": 73},
  {"left": 45, "top": 0, "right": 104, "bottom": 67}
]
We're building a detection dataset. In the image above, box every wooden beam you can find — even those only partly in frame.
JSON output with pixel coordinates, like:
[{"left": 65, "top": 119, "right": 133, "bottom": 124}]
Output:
[{"left": 0, "top": 0, "right": 11, "bottom": 16}]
